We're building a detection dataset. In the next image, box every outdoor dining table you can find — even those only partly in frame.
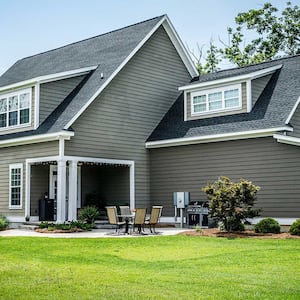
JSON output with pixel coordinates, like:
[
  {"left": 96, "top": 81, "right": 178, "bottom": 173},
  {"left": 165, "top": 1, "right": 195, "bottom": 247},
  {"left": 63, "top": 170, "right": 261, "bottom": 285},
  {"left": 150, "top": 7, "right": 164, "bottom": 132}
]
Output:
[{"left": 117, "top": 214, "right": 134, "bottom": 234}]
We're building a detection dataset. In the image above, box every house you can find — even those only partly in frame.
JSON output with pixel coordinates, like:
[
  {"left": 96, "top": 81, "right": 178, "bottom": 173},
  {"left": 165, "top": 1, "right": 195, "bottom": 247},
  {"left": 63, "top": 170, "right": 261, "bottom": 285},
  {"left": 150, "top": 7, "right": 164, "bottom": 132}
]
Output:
[
  {"left": 147, "top": 54, "right": 300, "bottom": 225},
  {"left": 0, "top": 15, "right": 299, "bottom": 226}
]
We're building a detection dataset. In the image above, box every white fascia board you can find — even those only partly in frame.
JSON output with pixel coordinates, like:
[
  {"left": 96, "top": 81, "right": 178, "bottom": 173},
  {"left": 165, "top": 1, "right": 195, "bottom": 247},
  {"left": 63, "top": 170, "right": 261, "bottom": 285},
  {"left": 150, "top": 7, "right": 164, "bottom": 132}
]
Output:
[
  {"left": 162, "top": 16, "right": 198, "bottom": 77},
  {"left": 179, "top": 64, "right": 282, "bottom": 92},
  {"left": 64, "top": 16, "right": 197, "bottom": 130},
  {"left": 0, "top": 131, "right": 74, "bottom": 148},
  {"left": 0, "top": 66, "right": 97, "bottom": 93},
  {"left": 285, "top": 96, "right": 300, "bottom": 124},
  {"left": 146, "top": 126, "right": 292, "bottom": 149},
  {"left": 64, "top": 155, "right": 134, "bottom": 166},
  {"left": 274, "top": 134, "right": 300, "bottom": 146}
]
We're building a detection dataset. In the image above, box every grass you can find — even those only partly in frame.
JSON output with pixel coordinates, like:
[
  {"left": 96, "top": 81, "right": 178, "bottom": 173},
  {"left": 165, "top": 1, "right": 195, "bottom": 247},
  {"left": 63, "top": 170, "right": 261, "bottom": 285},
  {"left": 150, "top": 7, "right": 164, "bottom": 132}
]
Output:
[{"left": 0, "top": 235, "right": 299, "bottom": 299}]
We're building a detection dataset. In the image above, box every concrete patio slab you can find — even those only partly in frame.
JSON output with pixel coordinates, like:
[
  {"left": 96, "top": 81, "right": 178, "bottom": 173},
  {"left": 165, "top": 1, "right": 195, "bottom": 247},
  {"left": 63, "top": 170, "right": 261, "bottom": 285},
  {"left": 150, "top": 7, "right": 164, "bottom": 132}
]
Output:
[{"left": 0, "top": 227, "right": 187, "bottom": 238}]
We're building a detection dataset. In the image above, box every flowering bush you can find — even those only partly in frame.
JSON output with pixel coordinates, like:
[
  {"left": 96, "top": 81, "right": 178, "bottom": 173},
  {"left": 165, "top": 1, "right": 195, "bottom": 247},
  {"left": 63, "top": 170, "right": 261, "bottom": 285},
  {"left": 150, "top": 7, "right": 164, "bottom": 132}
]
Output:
[{"left": 202, "top": 176, "right": 261, "bottom": 232}]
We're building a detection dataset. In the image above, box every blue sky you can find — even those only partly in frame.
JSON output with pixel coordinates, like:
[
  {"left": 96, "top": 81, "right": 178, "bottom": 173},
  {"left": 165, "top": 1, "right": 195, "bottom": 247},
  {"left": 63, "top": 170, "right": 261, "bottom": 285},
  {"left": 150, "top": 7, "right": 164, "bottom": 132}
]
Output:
[{"left": 0, "top": 0, "right": 293, "bottom": 75}]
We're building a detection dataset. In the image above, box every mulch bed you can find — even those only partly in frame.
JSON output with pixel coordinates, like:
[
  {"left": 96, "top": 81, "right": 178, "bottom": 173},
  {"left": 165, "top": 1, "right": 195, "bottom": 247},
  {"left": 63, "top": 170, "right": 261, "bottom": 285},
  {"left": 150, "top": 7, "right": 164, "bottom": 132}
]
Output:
[
  {"left": 35, "top": 228, "right": 84, "bottom": 234},
  {"left": 180, "top": 228, "right": 300, "bottom": 239}
]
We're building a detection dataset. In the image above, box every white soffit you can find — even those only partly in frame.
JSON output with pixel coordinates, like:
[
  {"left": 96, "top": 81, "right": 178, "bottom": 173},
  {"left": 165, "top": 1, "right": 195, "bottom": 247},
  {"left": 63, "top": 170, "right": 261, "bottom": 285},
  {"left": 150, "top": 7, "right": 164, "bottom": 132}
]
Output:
[{"left": 178, "top": 64, "right": 283, "bottom": 92}]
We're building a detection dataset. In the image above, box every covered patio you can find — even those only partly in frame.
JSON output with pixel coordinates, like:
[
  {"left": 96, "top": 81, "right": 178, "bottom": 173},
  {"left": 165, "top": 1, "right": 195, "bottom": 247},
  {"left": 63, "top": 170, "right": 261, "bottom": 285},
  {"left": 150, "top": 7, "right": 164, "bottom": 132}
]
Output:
[{"left": 25, "top": 156, "right": 135, "bottom": 222}]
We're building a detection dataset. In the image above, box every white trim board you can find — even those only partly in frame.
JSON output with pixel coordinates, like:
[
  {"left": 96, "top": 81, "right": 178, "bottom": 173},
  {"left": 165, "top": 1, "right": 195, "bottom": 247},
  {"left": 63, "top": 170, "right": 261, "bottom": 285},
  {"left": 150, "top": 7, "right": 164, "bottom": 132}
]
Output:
[
  {"left": 0, "top": 131, "right": 74, "bottom": 148},
  {"left": 178, "top": 64, "right": 282, "bottom": 92},
  {"left": 0, "top": 66, "right": 98, "bottom": 93},
  {"left": 146, "top": 126, "right": 293, "bottom": 148},
  {"left": 274, "top": 134, "right": 300, "bottom": 147},
  {"left": 249, "top": 217, "right": 297, "bottom": 226}
]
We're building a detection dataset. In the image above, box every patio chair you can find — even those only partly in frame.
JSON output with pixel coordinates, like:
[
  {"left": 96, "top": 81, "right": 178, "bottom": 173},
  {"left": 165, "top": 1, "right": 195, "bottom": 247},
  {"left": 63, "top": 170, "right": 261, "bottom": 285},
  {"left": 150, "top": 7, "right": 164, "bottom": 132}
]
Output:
[
  {"left": 145, "top": 206, "right": 163, "bottom": 233},
  {"left": 130, "top": 208, "right": 146, "bottom": 234},
  {"left": 119, "top": 206, "right": 131, "bottom": 221},
  {"left": 106, "top": 206, "right": 126, "bottom": 233}
]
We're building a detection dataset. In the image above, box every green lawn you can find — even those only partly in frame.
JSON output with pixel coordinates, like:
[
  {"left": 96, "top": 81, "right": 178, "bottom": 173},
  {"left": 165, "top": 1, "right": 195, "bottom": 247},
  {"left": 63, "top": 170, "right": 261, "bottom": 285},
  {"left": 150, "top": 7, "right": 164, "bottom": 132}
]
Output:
[{"left": 0, "top": 235, "right": 299, "bottom": 300}]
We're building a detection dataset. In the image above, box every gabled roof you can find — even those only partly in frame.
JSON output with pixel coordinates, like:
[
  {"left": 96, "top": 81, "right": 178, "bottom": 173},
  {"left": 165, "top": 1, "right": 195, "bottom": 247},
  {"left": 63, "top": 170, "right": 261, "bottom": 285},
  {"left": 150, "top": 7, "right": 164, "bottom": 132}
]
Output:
[
  {"left": 147, "top": 55, "right": 300, "bottom": 147},
  {"left": 0, "top": 15, "right": 197, "bottom": 143}
]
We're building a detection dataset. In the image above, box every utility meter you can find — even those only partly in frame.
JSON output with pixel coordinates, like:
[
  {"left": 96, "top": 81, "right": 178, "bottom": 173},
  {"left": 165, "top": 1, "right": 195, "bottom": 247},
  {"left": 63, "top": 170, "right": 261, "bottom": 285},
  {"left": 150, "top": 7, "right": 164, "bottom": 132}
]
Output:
[{"left": 173, "top": 192, "right": 189, "bottom": 208}]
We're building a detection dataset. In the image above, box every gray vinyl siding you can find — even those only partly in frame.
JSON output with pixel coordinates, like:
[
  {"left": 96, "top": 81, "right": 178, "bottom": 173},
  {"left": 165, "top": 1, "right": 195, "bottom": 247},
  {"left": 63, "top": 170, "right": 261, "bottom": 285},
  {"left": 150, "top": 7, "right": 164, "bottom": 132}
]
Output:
[
  {"left": 39, "top": 75, "right": 85, "bottom": 125},
  {"left": 65, "top": 26, "right": 192, "bottom": 208},
  {"left": 289, "top": 104, "right": 300, "bottom": 138},
  {"left": 186, "top": 81, "right": 247, "bottom": 121},
  {"left": 251, "top": 74, "right": 272, "bottom": 107},
  {"left": 150, "top": 137, "right": 300, "bottom": 218},
  {"left": 0, "top": 141, "right": 58, "bottom": 216}
]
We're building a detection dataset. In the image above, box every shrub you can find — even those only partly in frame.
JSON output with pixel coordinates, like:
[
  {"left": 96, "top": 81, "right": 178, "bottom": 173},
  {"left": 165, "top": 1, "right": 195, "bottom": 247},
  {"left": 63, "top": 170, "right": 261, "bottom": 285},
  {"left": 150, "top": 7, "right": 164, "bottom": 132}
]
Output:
[
  {"left": 70, "top": 220, "right": 93, "bottom": 231},
  {"left": 202, "top": 176, "right": 261, "bottom": 232},
  {"left": 78, "top": 206, "right": 99, "bottom": 224},
  {"left": 0, "top": 215, "right": 9, "bottom": 230},
  {"left": 254, "top": 218, "right": 280, "bottom": 234},
  {"left": 289, "top": 219, "right": 300, "bottom": 236},
  {"left": 38, "top": 221, "right": 93, "bottom": 231}
]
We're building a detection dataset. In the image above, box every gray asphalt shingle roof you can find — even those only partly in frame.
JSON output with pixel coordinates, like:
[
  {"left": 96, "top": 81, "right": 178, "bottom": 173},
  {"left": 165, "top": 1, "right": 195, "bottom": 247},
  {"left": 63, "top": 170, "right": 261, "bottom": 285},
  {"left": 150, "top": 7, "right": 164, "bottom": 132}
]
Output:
[
  {"left": 0, "top": 15, "right": 165, "bottom": 139},
  {"left": 147, "top": 55, "right": 300, "bottom": 142}
]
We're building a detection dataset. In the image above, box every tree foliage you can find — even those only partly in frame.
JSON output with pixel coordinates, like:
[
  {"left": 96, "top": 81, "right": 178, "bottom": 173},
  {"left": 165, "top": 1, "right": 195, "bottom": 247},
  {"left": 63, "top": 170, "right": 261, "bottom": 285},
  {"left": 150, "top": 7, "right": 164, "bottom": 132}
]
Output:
[
  {"left": 188, "top": 40, "right": 221, "bottom": 75},
  {"left": 190, "top": 1, "right": 300, "bottom": 74},
  {"left": 202, "top": 176, "right": 261, "bottom": 232},
  {"left": 222, "top": 1, "right": 300, "bottom": 67}
]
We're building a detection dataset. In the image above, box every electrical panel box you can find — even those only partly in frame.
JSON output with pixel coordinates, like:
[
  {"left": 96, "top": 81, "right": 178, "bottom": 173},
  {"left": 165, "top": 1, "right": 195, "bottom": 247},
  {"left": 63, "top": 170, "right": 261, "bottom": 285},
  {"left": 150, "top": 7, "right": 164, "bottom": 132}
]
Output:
[{"left": 173, "top": 192, "right": 189, "bottom": 208}]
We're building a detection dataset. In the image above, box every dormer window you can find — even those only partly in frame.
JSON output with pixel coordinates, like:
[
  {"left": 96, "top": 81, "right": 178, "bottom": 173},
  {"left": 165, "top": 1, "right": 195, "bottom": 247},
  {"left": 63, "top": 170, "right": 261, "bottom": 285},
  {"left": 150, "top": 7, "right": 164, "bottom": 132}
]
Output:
[
  {"left": 0, "top": 88, "right": 31, "bottom": 129},
  {"left": 191, "top": 84, "right": 241, "bottom": 115}
]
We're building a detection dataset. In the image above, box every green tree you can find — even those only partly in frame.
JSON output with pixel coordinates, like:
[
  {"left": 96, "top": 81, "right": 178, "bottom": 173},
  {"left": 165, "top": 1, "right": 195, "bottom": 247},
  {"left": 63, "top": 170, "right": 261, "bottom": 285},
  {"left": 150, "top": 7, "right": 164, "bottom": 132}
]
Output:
[
  {"left": 190, "top": 2, "right": 300, "bottom": 73},
  {"left": 222, "top": 1, "right": 300, "bottom": 67},
  {"left": 202, "top": 176, "right": 261, "bottom": 232},
  {"left": 188, "top": 40, "right": 221, "bottom": 75}
]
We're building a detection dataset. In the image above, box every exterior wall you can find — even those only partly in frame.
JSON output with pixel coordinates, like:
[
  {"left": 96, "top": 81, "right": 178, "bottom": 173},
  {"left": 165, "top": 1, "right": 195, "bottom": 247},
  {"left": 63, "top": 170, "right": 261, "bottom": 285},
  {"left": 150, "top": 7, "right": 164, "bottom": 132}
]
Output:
[
  {"left": 30, "top": 165, "right": 49, "bottom": 216},
  {"left": 150, "top": 137, "right": 300, "bottom": 218},
  {"left": 81, "top": 165, "right": 129, "bottom": 208},
  {"left": 65, "top": 26, "right": 192, "bottom": 208},
  {"left": 0, "top": 141, "right": 58, "bottom": 217},
  {"left": 185, "top": 81, "right": 247, "bottom": 121},
  {"left": 289, "top": 103, "right": 300, "bottom": 138},
  {"left": 39, "top": 75, "right": 85, "bottom": 125},
  {"left": 251, "top": 74, "right": 272, "bottom": 107}
]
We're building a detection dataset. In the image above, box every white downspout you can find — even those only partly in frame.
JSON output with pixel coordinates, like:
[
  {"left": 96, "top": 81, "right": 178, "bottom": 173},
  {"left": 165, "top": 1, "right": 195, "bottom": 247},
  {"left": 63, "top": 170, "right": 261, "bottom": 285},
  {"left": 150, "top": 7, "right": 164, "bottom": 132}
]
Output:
[{"left": 25, "top": 161, "right": 31, "bottom": 219}]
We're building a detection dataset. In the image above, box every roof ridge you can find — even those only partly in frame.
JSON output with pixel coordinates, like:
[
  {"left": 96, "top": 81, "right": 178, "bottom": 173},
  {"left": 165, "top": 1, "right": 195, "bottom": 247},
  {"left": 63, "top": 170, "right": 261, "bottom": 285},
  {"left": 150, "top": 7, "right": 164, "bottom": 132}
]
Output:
[
  {"left": 17, "top": 15, "right": 166, "bottom": 63},
  {"left": 216, "top": 54, "right": 300, "bottom": 74}
]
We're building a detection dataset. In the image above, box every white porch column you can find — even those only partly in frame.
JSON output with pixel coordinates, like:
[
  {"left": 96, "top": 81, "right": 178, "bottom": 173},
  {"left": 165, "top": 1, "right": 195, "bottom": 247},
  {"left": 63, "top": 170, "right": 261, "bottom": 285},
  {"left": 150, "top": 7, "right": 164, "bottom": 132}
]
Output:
[
  {"left": 129, "top": 162, "right": 135, "bottom": 209},
  {"left": 68, "top": 160, "right": 78, "bottom": 221},
  {"left": 56, "top": 160, "right": 67, "bottom": 222},
  {"left": 25, "top": 162, "right": 31, "bottom": 218}
]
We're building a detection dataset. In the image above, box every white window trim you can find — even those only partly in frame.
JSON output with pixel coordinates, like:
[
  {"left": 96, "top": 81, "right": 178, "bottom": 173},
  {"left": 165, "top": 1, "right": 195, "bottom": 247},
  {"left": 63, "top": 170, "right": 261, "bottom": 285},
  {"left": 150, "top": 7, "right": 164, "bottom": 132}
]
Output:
[
  {"left": 9, "top": 163, "right": 23, "bottom": 209},
  {"left": 0, "top": 88, "right": 32, "bottom": 131},
  {"left": 191, "top": 83, "right": 242, "bottom": 116}
]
